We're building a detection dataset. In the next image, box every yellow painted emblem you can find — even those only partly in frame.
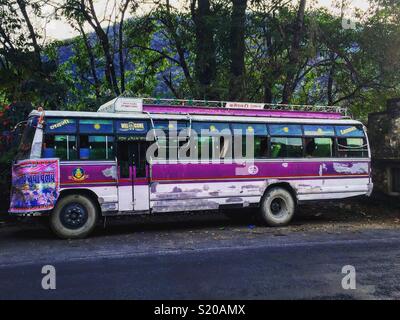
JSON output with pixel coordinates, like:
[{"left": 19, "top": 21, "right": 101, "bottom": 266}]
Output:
[
  {"left": 94, "top": 123, "right": 101, "bottom": 130},
  {"left": 72, "top": 168, "right": 87, "bottom": 181}
]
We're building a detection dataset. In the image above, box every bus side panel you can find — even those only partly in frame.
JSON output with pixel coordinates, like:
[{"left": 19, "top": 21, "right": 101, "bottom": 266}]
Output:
[
  {"left": 150, "top": 180, "right": 265, "bottom": 212},
  {"left": 149, "top": 160, "right": 371, "bottom": 212},
  {"left": 59, "top": 161, "right": 118, "bottom": 212},
  {"left": 291, "top": 177, "right": 370, "bottom": 201}
]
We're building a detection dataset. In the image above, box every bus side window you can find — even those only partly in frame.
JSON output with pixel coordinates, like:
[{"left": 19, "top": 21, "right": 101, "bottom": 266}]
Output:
[
  {"left": 43, "top": 135, "right": 77, "bottom": 160},
  {"left": 270, "top": 137, "right": 303, "bottom": 158},
  {"left": 334, "top": 125, "right": 367, "bottom": 158},
  {"left": 269, "top": 124, "right": 302, "bottom": 158},
  {"left": 197, "top": 136, "right": 211, "bottom": 160},
  {"left": 192, "top": 122, "right": 231, "bottom": 160},
  {"left": 43, "top": 135, "right": 55, "bottom": 158},
  {"left": 79, "top": 135, "right": 114, "bottom": 160},
  {"left": 237, "top": 135, "right": 268, "bottom": 159},
  {"left": 155, "top": 135, "right": 168, "bottom": 160},
  {"left": 117, "top": 142, "right": 130, "bottom": 178},
  {"left": 305, "top": 137, "right": 334, "bottom": 158},
  {"left": 136, "top": 142, "right": 149, "bottom": 178},
  {"left": 254, "top": 136, "right": 268, "bottom": 158},
  {"left": 231, "top": 123, "right": 268, "bottom": 159},
  {"left": 337, "top": 137, "right": 368, "bottom": 158},
  {"left": 219, "top": 136, "right": 232, "bottom": 159}
]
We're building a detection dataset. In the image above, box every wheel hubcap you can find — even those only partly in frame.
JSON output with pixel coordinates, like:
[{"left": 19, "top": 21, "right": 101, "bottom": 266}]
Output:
[
  {"left": 270, "top": 198, "right": 287, "bottom": 217},
  {"left": 60, "top": 203, "right": 88, "bottom": 229}
]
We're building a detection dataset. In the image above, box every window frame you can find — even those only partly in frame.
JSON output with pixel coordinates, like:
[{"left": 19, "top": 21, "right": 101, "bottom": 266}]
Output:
[
  {"left": 267, "top": 124, "right": 304, "bottom": 159},
  {"left": 231, "top": 123, "right": 269, "bottom": 160},
  {"left": 303, "top": 136, "right": 335, "bottom": 158},
  {"left": 43, "top": 116, "right": 119, "bottom": 162},
  {"left": 148, "top": 120, "right": 189, "bottom": 161},
  {"left": 79, "top": 134, "right": 115, "bottom": 161},
  {"left": 337, "top": 136, "right": 369, "bottom": 158},
  {"left": 270, "top": 136, "right": 304, "bottom": 159},
  {"left": 41, "top": 117, "right": 369, "bottom": 162},
  {"left": 191, "top": 121, "right": 232, "bottom": 161},
  {"left": 42, "top": 134, "right": 78, "bottom": 161},
  {"left": 335, "top": 125, "right": 368, "bottom": 159},
  {"left": 43, "top": 117, "right": 78, "bottom": 161}
]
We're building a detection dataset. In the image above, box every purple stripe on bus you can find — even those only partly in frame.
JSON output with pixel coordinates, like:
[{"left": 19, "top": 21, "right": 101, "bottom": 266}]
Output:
[
  {"left": 150, "top": 161, "right": 370, "bottom": 180},
  {"left": 60, "top": 182, "right": 147, "bottom": 189},
  {"left": 143, "top": 105, "right": 343, "bottom": 119},
  {"left": 152, "top": 175, "right": 369, "bottom": 183},
  {"left": 60, "top": 178, "right": 366, "bottom": 190},
  {"left": 60, "top": 174, "right": 369, "bottom": 190},
  {"left": 59, "top": 160, "right": 370, "bottom": 185},
  {"left": 60, "top": 163, "right": 116, "bottom": 184}
]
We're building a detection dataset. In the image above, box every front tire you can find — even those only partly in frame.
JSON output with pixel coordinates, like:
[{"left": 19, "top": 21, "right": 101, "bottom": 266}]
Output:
[
  {"left": 50, "top": 194, "right": 98, "bottom": 239},
  {"left": 260, "top": 187, "right": 295, "bottom": 226}
]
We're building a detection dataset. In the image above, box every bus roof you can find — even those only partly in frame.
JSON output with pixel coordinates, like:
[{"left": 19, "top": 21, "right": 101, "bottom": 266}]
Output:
[
  {"left": 142, "top": 104, "right": 343, "bottom": 120},
  {"left": 96, "top": 97, "right": 347, "bottom": 120},
  {"left": 30, "top": 109, "right": 362, "bottom": 126}
]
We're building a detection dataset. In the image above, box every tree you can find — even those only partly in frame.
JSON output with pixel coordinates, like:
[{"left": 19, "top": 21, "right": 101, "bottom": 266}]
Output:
[
  {"left": 60, "top": 0, "right": 137, "bottom": 96},
  {"left": 0, "top": 0, "right": 66, "bottom": 108},
  {"left": 191, "top": 0, "right": 218, "bottom": 99},
  {"left": 229, "top": 0, "right": 247, "bottom": 101},
  {"left": 281, "top": 0, "right": 306, "bottom": 103}
]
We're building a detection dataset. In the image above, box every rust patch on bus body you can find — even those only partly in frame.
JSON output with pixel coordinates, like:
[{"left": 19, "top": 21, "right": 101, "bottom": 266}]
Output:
[
  {"left": 152, "top": 199, "right": 219, "bottom": 212},
  {"left": 333, "top": 162, "right": 368, "bottom": 174}
]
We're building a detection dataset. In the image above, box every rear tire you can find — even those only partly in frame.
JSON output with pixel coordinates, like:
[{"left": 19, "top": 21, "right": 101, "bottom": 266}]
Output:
[
  {"left": 50, "top": 194, "right": 98, "bottom": 239},
  {"left": 260, "top": 187, "right": 295, "bottom": 226}
]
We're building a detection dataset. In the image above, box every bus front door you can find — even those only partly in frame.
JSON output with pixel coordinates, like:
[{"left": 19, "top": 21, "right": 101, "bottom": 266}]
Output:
[{"left": 117, "top": 141, "right": 150, "bottom": 213}]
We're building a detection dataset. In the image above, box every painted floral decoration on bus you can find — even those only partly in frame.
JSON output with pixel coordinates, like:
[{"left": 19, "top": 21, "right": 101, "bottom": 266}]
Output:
[{"left": 9, "top": 159, "right": 59, "bottom": 213}]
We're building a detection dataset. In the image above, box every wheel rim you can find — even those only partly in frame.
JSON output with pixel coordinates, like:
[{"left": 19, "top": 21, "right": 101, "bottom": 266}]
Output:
[
  {"left": 270, "top": 197, "right": 288, "bottom": 218},
  {"left": 60, "top": 202, "right": 88, "bottom": 230}
]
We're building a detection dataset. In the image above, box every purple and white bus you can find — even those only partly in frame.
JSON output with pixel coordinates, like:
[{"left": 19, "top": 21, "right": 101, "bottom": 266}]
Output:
[{"left": 9, "top": 98, "right": 373, "bottom": 238}]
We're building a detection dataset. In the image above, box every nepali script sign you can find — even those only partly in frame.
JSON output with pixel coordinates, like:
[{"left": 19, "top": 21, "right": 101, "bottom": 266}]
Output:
[
  {"left": 9, "top": 159, "right": 60, "bottom": 213},
  {"left": 225, "top": 102, "right": 265, "bottom": 110}
]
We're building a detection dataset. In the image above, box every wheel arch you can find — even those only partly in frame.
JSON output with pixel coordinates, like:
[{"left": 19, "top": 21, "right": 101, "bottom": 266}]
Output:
[
  {"left": 57, "top": 188, "right": 101, "bottom": 215},
  {"left": 261, "top": 182, "right": 298, "bottom": 205}
]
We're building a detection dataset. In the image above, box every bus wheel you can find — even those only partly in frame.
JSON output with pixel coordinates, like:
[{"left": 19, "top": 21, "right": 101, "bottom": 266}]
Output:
[
  {"left": 260, "top": 187, "right": 295, "bottom": 227},
  {"left": 50, "top": 194, "right": 98, "bottom": 239}
]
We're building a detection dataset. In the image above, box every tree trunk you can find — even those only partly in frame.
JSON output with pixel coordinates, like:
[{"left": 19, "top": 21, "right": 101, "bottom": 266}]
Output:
[
  {"left": 16, "top": 0, "right": 42, "bottom": 70},
  {"left": 99, "top": 31, "right": 120, "bottom": 96},
  {"left": 327, "top": 52, "right": 335, "bottom": 105},
  {"left": 229, "top": 0, "right": 247, "bottom": 101},
  {"left": 191, "top": 0, "right": 217, "bottom": 99},
  {"left": 86, "top": 0, "right": 120, "bottom": 96},
  {"left": 264, "top": 77, "right": 273, "bottom": 103},
  {"left": 118, "top": 0, "right": 130, "bottom": 94},
  {"left": 163, "top": 0, "right": 195, "bottom": 95},
  {"left": 281, "top": 0, "right": 306, "bottom": 103}
]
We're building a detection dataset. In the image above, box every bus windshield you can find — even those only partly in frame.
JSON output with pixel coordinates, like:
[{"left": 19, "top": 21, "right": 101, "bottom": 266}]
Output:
[{"left": 15, "top": 116, "right": 38, "bottom": 160}]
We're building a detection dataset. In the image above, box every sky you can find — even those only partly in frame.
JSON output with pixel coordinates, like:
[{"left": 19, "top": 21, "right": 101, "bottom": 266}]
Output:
[{"left": 37, "top": 0, "right": 371, "bottom": 42}]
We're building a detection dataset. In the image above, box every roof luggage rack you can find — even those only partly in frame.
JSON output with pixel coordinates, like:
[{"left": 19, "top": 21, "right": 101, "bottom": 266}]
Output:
[
  {"left": 140, "top": 97, "right": 347, "bottom": 115},
  {"left": 97, "top": 95, "right": 348, "bottom": 119}
]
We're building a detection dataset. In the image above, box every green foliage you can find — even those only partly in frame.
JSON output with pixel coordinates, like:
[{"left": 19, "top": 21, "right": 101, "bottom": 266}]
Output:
[
  {"left": 1, "top": 0, "right": 400, "bottom": 215},
  {"left": 0, "top": 1, "right": 399, "bottom": 118},
  {"left": 3, "top": 0, "right": 397, "bottom": 117}
]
